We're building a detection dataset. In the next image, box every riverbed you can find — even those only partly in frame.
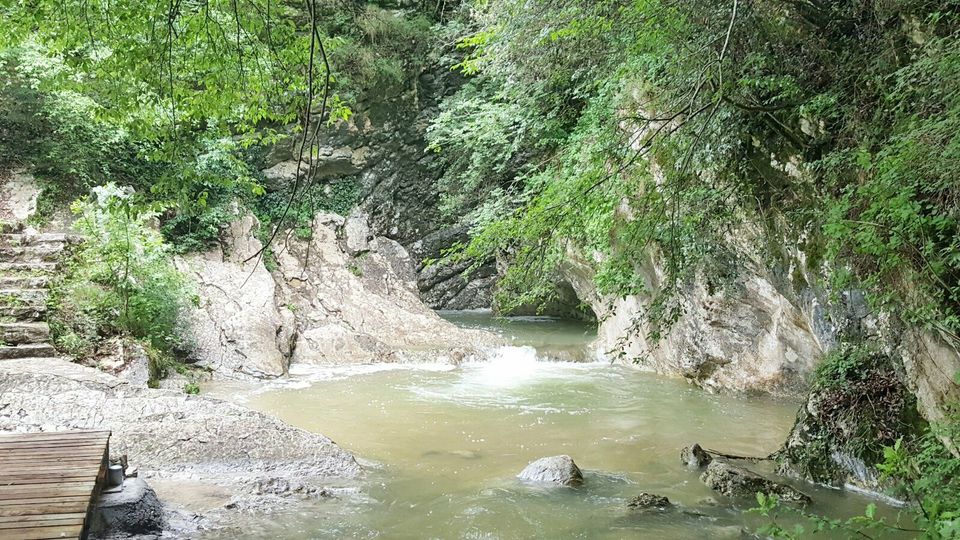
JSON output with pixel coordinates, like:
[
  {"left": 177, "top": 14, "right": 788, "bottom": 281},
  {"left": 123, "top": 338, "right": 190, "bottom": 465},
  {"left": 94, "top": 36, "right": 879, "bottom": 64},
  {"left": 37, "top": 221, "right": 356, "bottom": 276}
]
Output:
[{"left": 203, "top": 311, "right": 902, "bottom": 539}]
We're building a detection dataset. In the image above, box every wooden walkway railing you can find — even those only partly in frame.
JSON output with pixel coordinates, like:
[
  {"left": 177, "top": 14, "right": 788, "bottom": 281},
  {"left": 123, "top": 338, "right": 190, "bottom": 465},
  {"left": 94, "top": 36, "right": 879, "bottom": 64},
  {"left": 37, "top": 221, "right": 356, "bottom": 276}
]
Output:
[{"left": 0, "top": 430, "right": 111, "bottom": 540}]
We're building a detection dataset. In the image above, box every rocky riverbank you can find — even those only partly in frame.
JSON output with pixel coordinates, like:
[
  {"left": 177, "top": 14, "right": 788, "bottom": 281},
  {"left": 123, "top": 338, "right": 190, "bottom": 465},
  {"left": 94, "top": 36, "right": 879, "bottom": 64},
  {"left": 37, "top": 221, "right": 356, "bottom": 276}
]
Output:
[{"left": 0, "top": 358, "right": 363, "bottom": 537}]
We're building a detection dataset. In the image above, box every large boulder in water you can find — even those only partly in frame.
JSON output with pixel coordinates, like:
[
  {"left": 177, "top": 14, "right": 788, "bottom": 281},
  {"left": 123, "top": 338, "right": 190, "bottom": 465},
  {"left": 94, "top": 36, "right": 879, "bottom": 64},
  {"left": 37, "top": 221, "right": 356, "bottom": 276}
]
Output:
[
  {"left": 517, "top": 455, "right": 583, "bottom": 486},
  {"left": 700, "top": 461, "right": 810, "bottom": 504}
]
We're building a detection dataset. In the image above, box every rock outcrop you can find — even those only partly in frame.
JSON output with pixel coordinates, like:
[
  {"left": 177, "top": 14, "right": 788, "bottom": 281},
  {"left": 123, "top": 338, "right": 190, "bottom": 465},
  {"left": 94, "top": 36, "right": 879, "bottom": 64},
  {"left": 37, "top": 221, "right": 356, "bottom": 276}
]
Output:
[
  {"left": 0, "top": 169, "right": 39, "bottom": 223},
  {"left": 256, "top": 57, "right": 497, "bottom": 310},
  {"left": 272, "top": 211, "right": 495, "bottom": 365},
  {"left": 627, "top": 493, "right": 672, "bottom": 510},
  {"left": 517, "top": 455, "right": 584, "bottom": 486},
  {"left": 681, "top": 443, "right": 713, "bottom": 469},
  {"left": 561, "top": 226, "right": 853, "bottom": 395},
  {"left": 175, "top": 213, "right": 293, "bottom": 379}
]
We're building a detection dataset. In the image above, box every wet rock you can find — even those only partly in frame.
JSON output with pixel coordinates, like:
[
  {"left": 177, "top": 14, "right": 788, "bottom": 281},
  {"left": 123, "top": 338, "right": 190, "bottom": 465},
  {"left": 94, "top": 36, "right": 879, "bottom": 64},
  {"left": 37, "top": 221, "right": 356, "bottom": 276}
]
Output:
[
  {"left": 91, "top": 477, "right": 164, "bottom": 537},
  {"left": 700, "top": 461, "right": 810, "bottom": 504},
  {"left": 250, "top": 477, "right": 333, "bottom": 499},
  {"left": 627, "top": 492, "right": 672, "bottom": 510},
  {"left": 517, "top": 455, "right": 583, "bottom": 486},
  {"left": 681, "top": 443, "right": 713, "bottom": 468}
]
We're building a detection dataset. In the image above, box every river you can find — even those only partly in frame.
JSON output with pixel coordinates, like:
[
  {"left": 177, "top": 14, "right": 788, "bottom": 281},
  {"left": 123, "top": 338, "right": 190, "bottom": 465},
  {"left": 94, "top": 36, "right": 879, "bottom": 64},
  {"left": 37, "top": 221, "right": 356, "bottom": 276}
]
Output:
[{"left": 204, "top": 311, "right": 903, "bottom": 539}]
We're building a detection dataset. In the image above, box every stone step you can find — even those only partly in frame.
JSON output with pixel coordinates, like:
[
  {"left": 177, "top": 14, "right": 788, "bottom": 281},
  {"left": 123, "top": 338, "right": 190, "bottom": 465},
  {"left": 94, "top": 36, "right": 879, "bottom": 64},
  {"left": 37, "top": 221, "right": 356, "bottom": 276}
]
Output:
[
  {"left": 0, "top": 262, "right": 57, "bottom": 275},
  {"left": 0, "top": 232, "right": 77, "bottom": 247},
  {"left": 0, "top": 322, "right": 50, "bottom": 345},
  {"left": 0, "top": 276, "right": 50, "bottom": 289},
  {"left": 0, "top": 305, "right": 47, "bottom": 321},
  {"left": 0, "top": 288, "right": 49, "bottom": 307},
  {"left": 0, "top": 343, "right": 57, "bottom": 360},
  {"left": 0, "top": 244, "right": 65, "bottom": 262}
]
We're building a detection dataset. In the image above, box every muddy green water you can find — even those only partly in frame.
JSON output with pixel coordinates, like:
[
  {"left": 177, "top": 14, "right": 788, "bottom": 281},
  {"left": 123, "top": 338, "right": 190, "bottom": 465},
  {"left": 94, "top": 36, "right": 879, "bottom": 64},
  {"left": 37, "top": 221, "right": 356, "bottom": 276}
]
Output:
[{"left": 207, "top": 312, "right": 903, "bottom": 539}]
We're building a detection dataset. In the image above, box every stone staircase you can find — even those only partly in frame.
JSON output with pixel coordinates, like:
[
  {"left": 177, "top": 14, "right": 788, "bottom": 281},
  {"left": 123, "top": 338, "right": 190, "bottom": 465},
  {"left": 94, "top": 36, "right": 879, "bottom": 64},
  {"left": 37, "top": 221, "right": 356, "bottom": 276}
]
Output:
[{"left": 0, "top": 224, "right": 76, "bottom": 361}]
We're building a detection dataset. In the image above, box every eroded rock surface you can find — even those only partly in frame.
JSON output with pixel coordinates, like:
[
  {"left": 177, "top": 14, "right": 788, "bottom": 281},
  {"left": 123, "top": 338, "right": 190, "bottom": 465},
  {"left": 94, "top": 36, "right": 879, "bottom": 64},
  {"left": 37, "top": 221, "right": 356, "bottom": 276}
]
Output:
[
  {"left": 174, "top": 213, "right": 293, "bottom": 379},
  {"left": 627, "top": 493, "right": 672, "bottom": 510},
  {"left": 681, "top": 443, "right": 713, "bottom": 469},
  {"left": 562, "top": 228, "right": 845, "bottom": 395},
  {"left": 700, "top": 461, "right": 810, "bottom": 505},
  {"left": 272, "top": 212, "right": 496, "bottom": 365},
  {"left": 91, "top": 477, "right": 165, "bottom": 538},
  {"left": 517, "top": 455, "right": 584, "bottom": 486},
  {"left": 0, "top": 169, "right": 39, "bottom": 223},
  {"left": 0, "top": 358, "right": 362, "bottom": 480}
]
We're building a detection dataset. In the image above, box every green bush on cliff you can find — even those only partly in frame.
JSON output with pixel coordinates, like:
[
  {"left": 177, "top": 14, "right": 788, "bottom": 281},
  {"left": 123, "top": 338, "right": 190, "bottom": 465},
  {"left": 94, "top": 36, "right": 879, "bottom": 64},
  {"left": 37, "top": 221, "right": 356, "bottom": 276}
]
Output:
[{"left": 49, "top": 184, "right": 193, "bottom": 359}]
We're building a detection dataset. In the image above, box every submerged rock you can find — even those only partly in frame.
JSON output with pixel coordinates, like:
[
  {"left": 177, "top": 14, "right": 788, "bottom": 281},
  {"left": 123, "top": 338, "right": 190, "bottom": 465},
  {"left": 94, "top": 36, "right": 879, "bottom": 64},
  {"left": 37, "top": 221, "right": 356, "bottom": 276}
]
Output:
[
  {"left": 627, "top": 492, "right": 672, "bottom": 510},
  {"left": 700, "top": 461, "right": 810, "bottom": 504},
  {"left": 91, "top": 477, "right": 165, "bottom": 537},
  {"left": 681, "top": 443, "right": 713, "bottom": 468},
  {"left": 517, "top": 455, "right": 583, "bottom": 486}
]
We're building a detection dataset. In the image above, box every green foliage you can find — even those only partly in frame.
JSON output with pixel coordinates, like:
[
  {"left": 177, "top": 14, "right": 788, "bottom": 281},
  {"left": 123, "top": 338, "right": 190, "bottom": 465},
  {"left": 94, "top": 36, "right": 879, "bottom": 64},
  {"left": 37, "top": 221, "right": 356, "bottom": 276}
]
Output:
[
  {"left": 879, "top": 414, "right": 960, "bottom": 538},
  {"left": 752, "top": 493, "right": 908, "bottom": 539},
  {"left": 785, "top": 344, "right": 925, "bottom": 484},
  {"left": 252, "top": 178, "right": 361, "bottom": 232},
  {"left": 433, "top": 0, "right": 960, "bottom": 350},
  {"left": 1, "top": 2, "right": 437, "bottom": 250},
  {"left": 183, "top": 382, "right": 201, "bottom": 395},
  {"left": 49, "top": 184, "right": 192, "bottom": 358}
]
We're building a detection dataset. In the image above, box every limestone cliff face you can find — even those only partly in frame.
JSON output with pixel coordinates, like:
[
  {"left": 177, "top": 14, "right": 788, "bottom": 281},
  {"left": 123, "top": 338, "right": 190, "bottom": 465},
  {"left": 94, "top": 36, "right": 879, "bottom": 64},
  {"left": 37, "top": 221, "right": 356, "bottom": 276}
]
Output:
[
  {"left": 175, "top": 213, "right": 293, "bottom": 379},
  {"left": 563, "top": 228, "right": 835, "bottom": 395},
  {"left": 178, "top": 210, "right": 496, "bottom": 379},
  {"left": 271, "top": 211, "right": 495, "bottom": 365}
]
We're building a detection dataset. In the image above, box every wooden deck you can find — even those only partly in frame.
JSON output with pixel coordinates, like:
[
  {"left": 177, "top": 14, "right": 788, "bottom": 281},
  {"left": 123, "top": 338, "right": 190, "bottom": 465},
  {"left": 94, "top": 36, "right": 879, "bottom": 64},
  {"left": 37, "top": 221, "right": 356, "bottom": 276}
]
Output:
[{"left": 0, "top": 431, "right": 111, "bottom": 540}]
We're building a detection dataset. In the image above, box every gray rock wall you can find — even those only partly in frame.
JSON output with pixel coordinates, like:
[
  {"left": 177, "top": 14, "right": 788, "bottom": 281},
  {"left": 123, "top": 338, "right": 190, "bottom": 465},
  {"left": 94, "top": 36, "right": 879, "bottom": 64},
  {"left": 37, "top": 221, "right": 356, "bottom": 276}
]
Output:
[{"left": 259, "top": 56, "right": 495, "bottom": 310}]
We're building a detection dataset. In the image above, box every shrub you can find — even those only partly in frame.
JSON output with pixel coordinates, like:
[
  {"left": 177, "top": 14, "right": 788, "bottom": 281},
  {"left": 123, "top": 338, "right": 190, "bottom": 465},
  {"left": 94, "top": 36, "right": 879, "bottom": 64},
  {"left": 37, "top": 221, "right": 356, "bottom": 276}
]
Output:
[{"left": 49, "top": 184, "right": 192, "bottom": 358}]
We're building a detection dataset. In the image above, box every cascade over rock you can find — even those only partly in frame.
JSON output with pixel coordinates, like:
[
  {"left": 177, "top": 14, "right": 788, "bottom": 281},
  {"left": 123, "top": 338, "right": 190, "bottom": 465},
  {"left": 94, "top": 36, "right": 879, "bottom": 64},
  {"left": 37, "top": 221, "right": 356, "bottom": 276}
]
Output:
[{"left": 177, "top": 209, "right": 496, "bottom": 377}]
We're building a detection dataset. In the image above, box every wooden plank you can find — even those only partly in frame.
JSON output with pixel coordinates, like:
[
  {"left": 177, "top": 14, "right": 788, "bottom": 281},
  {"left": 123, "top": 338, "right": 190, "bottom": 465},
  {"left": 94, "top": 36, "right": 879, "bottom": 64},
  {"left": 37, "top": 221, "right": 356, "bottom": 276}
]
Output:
[
  {"left": 0, "top": 450, "right": 107, "bottom": 460},
  {"left": 0, "top": 451, "right": 106, "bottom": 461},
  {"left": 0, "top": 478, "right": 96, "bottom": 493},
  {"left": 0, "top": 523, "right": 84, "bottom": 539},
  {"left": 0, "top": 515, "right": 85, "bottom": 529},
  {"left": 0, "top": 475, "right": 98, "bottom": 486},
  {"left": 0, "top": 440, "right": 108, "bottom": 451},
  {"left": 0, "top": 465, "right": 102, "bottom": 477},
  {"left": 0, "top": 430, "right": 110, "bottom": 539},
  {"left": 0, "top": 487, "right": 96, "bottom": 501},
  {"left": 0, "top": 504, "right": 89, "bottom": 517},
  {"left": 0, "top": 496, "right": 91, "bottom": 506},
  {"left": 0, "top": 431, "right": 109, "bottom": 443},
  {"left": 0, "top": 512, "right": 86, "bottom": 523}
]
